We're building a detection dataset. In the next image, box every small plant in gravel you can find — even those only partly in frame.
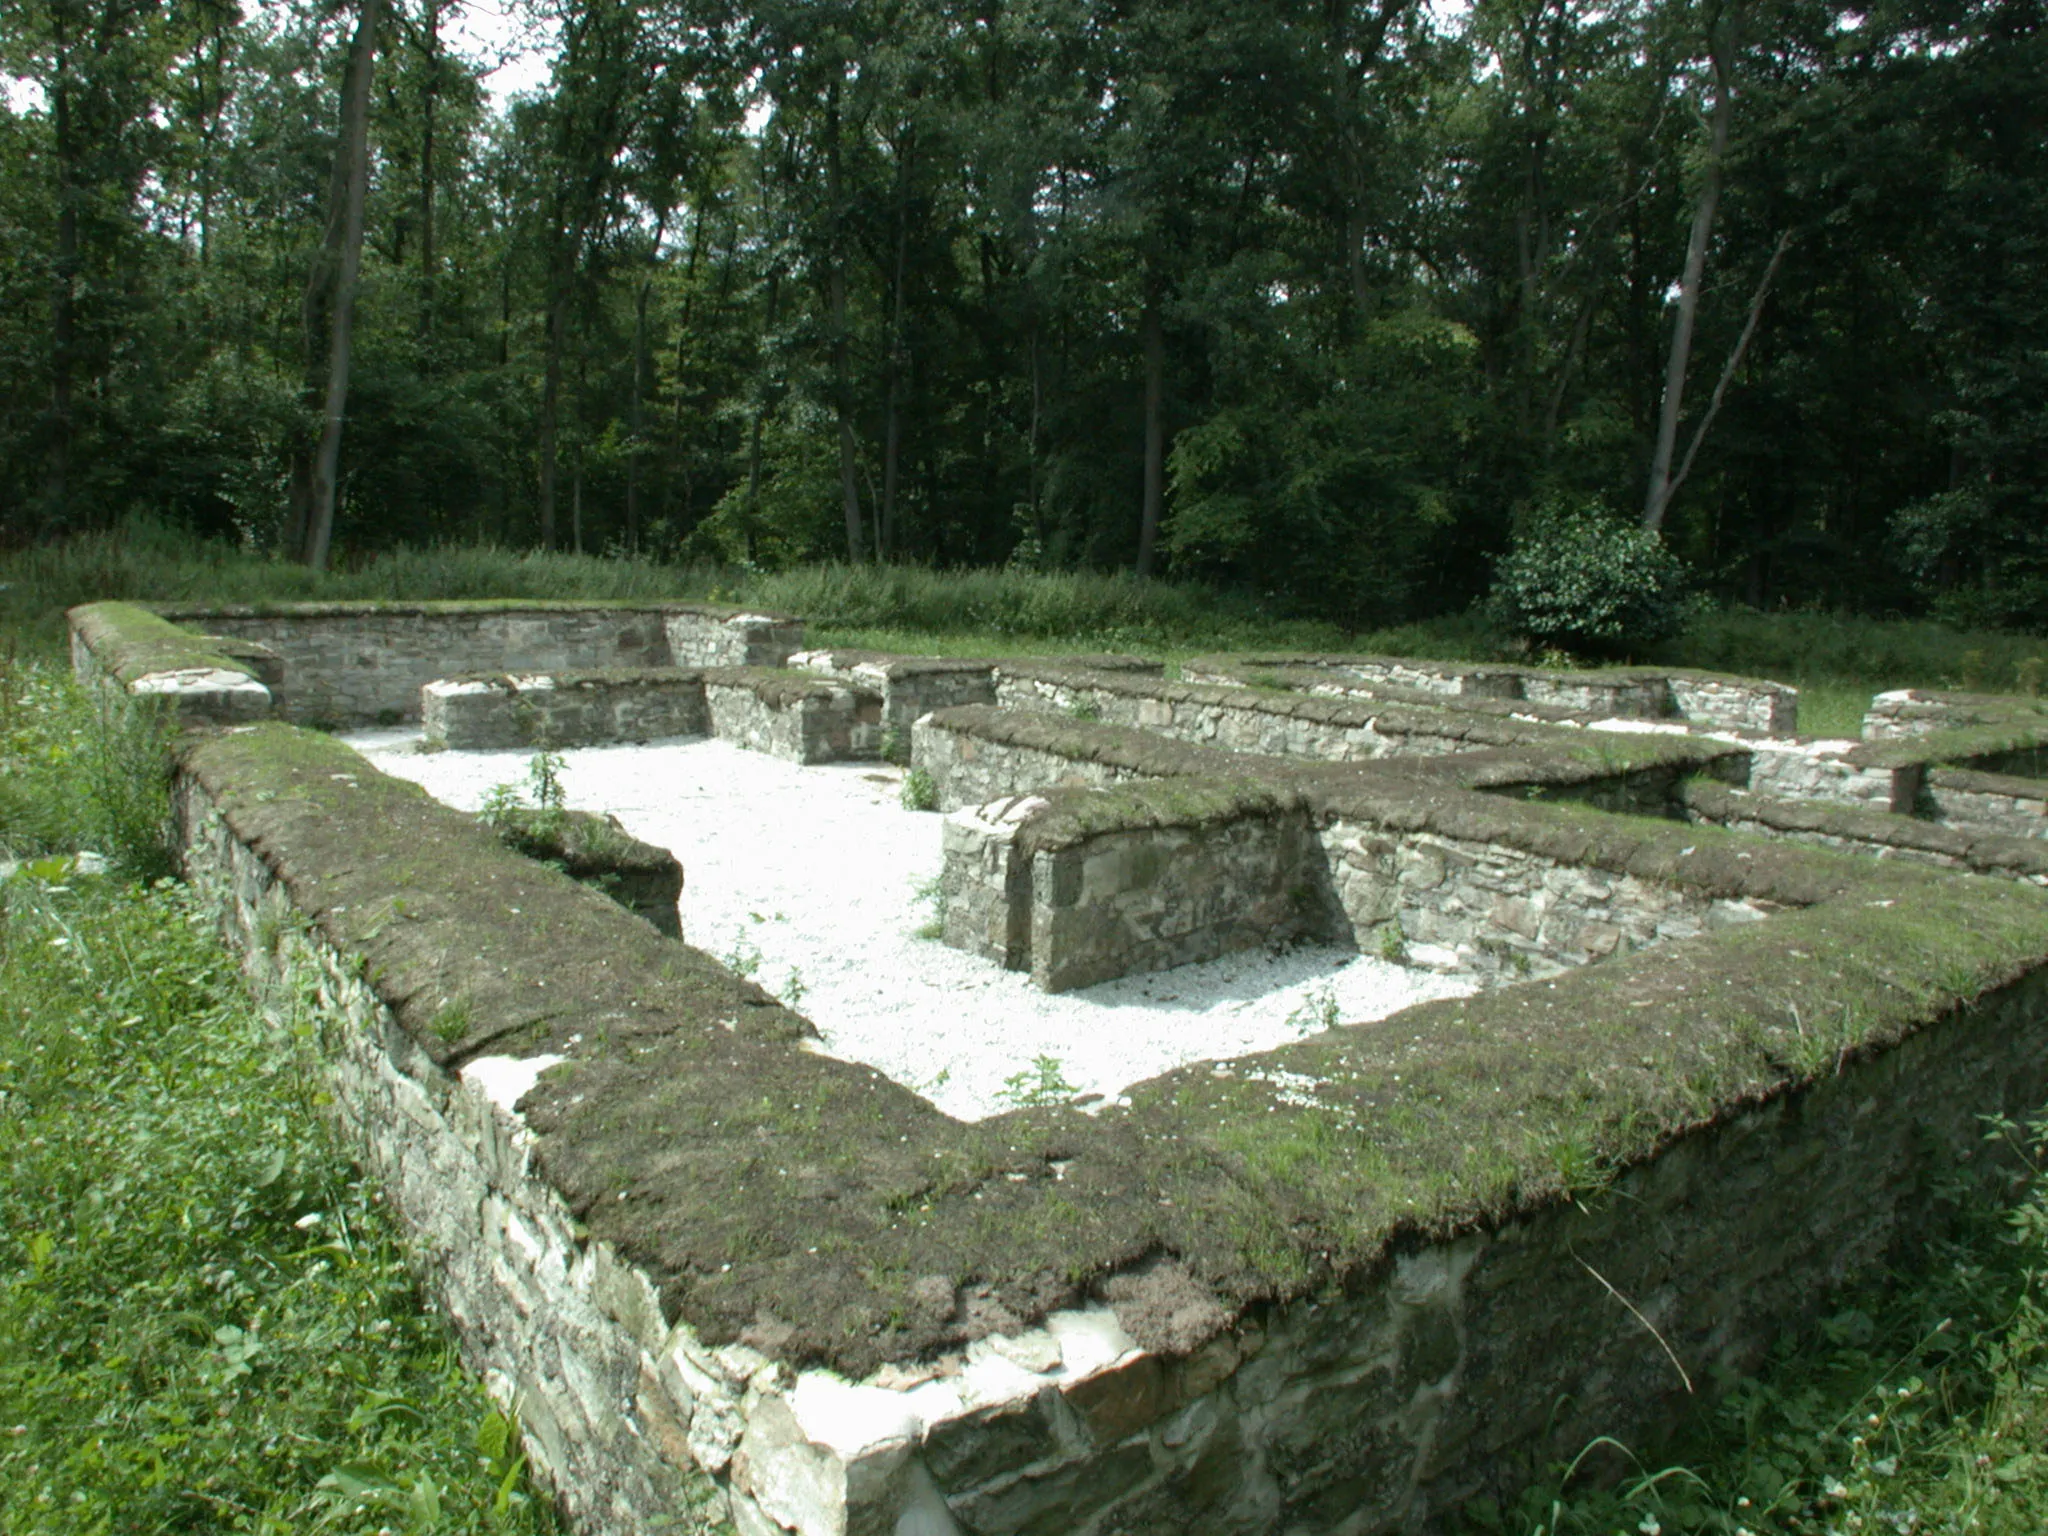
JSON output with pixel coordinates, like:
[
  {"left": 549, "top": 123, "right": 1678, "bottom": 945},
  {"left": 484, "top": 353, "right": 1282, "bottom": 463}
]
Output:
[
  {"left": 912, "top": 873, "right": 948, "bottom": 940},
  {"left": 1286, "top": 983, "right": 1341, "bottom": 1034},
  {"left": 1000, "top": 1053, "right": 1077, "bottom": 1107},
  {"left": 900, "top": 767, "right": 938, "bottom": 812}
]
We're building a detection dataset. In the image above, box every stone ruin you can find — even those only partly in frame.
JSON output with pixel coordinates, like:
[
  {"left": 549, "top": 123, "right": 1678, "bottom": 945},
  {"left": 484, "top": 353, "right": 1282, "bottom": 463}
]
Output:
[{"left": 66, "top": 597, "right": 2048, "bottom": 1535}]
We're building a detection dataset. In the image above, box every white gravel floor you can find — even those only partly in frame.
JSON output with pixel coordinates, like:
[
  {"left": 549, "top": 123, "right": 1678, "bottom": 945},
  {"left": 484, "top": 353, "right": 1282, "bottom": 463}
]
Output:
[{"left": 344, "top": 731, "right": 1476, "bottom": 1121}]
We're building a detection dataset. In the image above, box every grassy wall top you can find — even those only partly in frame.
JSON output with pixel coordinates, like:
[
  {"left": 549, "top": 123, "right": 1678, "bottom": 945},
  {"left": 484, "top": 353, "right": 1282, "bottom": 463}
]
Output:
[
  {"left": 1682, "top": 779, "right": 2048, "bottom": 882},
  {"left": 1848, "top": 718, "right": 2048, "bottom": 773},
  {"left": 154, "top": 598, "right": 795, "bottom": 622},
  {"left": 69, "top": 601, "right": 266, "bottom": 688},
  {"left": 181, "top": 721, "right": 2048, "bottom": 1380},
  {"left": 701, "top": 665, "right": 864, "bottom": 707},
  {"left": 1184, "top": 651, "right": 1796, "bottom": 696},
  {"left": 998, "top": 661, "right": 1596, "bottom": 750},
  {"left": 440, "top": 667, "right": 704, "bottom": 691}
]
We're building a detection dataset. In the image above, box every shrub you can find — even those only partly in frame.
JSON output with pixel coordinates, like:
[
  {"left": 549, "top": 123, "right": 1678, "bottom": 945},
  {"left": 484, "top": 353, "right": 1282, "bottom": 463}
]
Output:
[{"left": 1489, "top": 501, "right": 1692, "bottom": 660}]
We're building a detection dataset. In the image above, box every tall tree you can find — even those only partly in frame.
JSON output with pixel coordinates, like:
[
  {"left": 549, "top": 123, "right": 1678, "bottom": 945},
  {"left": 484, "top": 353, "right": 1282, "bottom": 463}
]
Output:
[{"left": 286, "top": 0, "right": 386, "bottom": 568}]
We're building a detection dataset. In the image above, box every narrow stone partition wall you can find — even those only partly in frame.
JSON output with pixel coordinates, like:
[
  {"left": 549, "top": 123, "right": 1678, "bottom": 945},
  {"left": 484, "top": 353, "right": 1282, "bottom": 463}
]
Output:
[
  {"left": 942, "top": 781, "right": 1327, "bottom": 992},
  {"left": 702, "top": 669, "right": 882, "bottom": 763},
  {"left": 149, "top": 600, "right": 804, "bottom": 725},
  {"left": 424, "top": 670, "right": 711, "bottom": 749},
  {"left": 1181, "top": 654, "right": 1799, "bottom": 734},
  {"left": 168, "top": 722, "right": 2048, "bottom": 1536},
  {"left": 993, "top": 664, "right": 1586, "bottom": 765}
]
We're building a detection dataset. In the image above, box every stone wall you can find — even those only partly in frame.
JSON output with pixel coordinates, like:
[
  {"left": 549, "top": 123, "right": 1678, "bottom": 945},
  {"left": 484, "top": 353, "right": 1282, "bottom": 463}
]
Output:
[
  {"left": 164, "top": 670, "right": 2048, "bottom": 1536},
  {"left": 69, "top": 601, "right": 278, "bottom": 722},
  {"left": 1925, "top": 768, "right": 2048, "bottom": 841},
  {"left": 993, "top": 667, "right": 1559, "bottom": 765},
  {"left": 174, "top": 769, "right": 715, "bottom": 1536},
  {"left": 789, "top": 651, "right": 1001, "bottom": 747},
  {"left": 1182, "top": 655, "right": 1798, "bottom": 734},
  {"left": 151, "top": 602, "right": 802, "bottom": 725},
  {"left": 1744, "top": 741, "right": 1922, "bottom": 812},
  {"left": 912, "top": 713, "right": 1164, "bottom": 811},
  {"left": 424, "top": 670, "right": 712, "bottom": 750},
  {"left": 702, "top": 670, "right": 882, "bottom": 763},
  {"left": 1678, "top": 781, "right": 2048, "bottom": 885},
  {"left": 1320, "top": 820, "right": 1771, "bottom": 981},
  {"left": 942, "top": 788, "right": 1324, "bottom": 993}
]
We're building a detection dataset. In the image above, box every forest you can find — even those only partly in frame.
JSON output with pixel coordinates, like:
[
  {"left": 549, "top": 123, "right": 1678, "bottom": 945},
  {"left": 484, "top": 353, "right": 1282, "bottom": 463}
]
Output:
[{"left": 1, "top": 0, "right": 2043, "bottom": 630}]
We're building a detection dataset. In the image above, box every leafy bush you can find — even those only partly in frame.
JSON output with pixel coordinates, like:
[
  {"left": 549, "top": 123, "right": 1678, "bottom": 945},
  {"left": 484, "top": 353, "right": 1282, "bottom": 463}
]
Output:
[{"left": 1489, "top": 501, "right": 1693, "bottom": 659}]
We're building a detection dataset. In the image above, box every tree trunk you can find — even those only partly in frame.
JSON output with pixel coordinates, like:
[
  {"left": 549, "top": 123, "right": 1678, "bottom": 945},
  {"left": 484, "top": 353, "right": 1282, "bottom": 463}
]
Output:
[
  {"left": 880, "top": 130, "right": 913, "bottom": 563},
  {"left": 537, "top": 247, "right": 571, "bottom": 550},
  {"left": 1136, "top": 287, "right": 1164, "bottom": 578},
  {"left": 825, "top": 72, "right": 864, "bottom": 564},
  {"left": 628, "top": 275, "right": 651, "bottom": 552},
  {"left": 299, "top": 0, "right": 386, "bottom": 570},
  {"left": 44, "top": 23, "right": 78, "bottom": 528},
  {"left": 1643, "top": 24, "right": 1733, "bottom": 534},
  {"left": 417, "top": 0, "right": 438, "bottom": 338}
]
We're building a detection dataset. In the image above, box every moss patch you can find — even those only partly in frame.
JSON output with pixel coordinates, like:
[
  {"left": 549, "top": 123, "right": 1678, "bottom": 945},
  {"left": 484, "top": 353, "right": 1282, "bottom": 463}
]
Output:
[{"left": 69, "top": 601, "right": 263, "bottom": 688}]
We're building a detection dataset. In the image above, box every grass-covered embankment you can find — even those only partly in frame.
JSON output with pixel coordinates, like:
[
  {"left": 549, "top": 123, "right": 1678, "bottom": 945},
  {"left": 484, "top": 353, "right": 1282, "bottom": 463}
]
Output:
[{"left": 0, "top": 662, "right": 585, "bottom": 1534}]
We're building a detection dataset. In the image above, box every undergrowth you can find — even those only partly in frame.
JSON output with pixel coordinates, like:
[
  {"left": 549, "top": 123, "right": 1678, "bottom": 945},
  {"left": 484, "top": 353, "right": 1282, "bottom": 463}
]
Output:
[
  {"left": 1472, "top": 1125, "right": 2048, "bottom": 1536},
  {"left": 0, "top": 872, "right": 565, "bottom": 1535}
]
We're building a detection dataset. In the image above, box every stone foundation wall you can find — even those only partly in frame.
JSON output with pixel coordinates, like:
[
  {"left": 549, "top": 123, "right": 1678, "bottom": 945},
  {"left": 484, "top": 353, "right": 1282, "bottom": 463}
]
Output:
[
  {"left": 1320, "top": 821, "right": 1771, "bottom": 981},
  {"left": 173, "top": 774, "right": 716, "bottom": 1536},
  {"left": 912, "top": 715, "right": 1159, "bottom": 811},
  {"left": 789, "top": 651, "right": 1000, "bottom": 746},
  {"left": 424, "top": 671, "right": 712, "bottom": 749},
  {"left": 1182, "top": 656, "right": 1797, "bottom": 734},
  {"left": 703, "top": 671, "right": 882, "bottom": 764},
  {"left": 1925, "top": 768, "right": 2048, "bottom": 840},
  {"left": 69, "top": 602, "right": 277, "bottom": 722},
  {"left": 992, "top": 670, "right": 1544, "bottom": 765},
  {"left": 166, "top": 696, "right": 2048, "bottom": 1536},
  {"left": 1746, "top": 742, "right": 1921, "bottom": 812},
  {"left": 943, "top": 796, "right": 1325, "bottom": 993},
  {"left": 1677, "top": 781, "right": 2048, "bottom": 885},
  {"left": 151, "top": 602, "right": 801, "bottom": 725},
  {"left": 940, "top": 783, "right": 1776, "bottom": 991}
]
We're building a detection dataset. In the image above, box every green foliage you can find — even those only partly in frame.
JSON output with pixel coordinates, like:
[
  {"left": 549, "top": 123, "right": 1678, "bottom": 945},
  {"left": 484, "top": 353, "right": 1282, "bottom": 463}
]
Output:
[
  {"left": 1482, "top": 1116, "right": 2048, "bottom": 1536},
  {"left": 0, "top": 874, "right": 564, "bottom": 1535},
  {"left": 0, "top": 661, "right": 174, "bottom": 878},
  {"left": 1490, "top": 502, "right": 1694, "bottom": 659},
  {"left": 999, "top": 1054, "right": 1076, "bottom": 1109},
  {"left": 899, "top": 768, "right": 938, "bottom": 812}
]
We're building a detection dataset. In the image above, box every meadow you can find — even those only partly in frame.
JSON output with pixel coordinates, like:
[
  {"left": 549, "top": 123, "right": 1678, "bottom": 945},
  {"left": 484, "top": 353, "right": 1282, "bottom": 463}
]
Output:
[{"left": 6, "top": 526, "right": 2048, "bottom": 1534}]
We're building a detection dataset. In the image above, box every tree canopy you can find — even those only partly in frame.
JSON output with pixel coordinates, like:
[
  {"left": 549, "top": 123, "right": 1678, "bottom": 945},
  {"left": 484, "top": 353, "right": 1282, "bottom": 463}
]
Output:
[{"left": 1, "top": 0, "right": 2042, "bottom": 625}]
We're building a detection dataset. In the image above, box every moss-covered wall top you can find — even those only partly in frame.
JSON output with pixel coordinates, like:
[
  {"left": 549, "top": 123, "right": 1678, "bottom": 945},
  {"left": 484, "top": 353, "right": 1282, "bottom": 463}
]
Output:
[{"left": 179, "top": 721, "right": 2048, "bottom": 1382}]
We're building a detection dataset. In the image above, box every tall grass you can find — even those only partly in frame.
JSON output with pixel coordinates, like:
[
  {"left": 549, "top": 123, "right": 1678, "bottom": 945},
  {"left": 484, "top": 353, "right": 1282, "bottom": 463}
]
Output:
[{"left": 1481, "top": 1122, "right": 2048, "bottom": 1536}]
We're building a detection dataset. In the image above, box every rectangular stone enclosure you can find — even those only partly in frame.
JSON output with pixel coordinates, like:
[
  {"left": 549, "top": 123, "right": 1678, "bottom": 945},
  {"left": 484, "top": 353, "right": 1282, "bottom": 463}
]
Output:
[{"left": 67, "top": 599, "right": 2048, "bottom": 1536}]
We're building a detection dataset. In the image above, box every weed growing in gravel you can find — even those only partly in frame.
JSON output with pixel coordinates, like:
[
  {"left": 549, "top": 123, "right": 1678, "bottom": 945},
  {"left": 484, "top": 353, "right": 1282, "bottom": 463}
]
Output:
[
  {"left": 1000, "top": 1054, "right": 1077, "bottom": 1108},
  {"left": 912, "top": 873, "right": 947, "bottom": 940},
  {"left": 900, "top": 767, "right": 938, "bottom": 812},
  {"left": 1285, "top": 984, "right": 1341, "bottom": 1034}
]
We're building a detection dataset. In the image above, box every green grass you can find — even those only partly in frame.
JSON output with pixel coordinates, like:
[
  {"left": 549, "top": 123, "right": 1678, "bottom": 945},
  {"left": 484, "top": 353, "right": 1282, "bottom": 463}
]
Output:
[
  {"left": 0, "top": 869, "right": 566, "bottom": 1535},
  {"left": 17, "top": 527, "right": 2048, "bottom": 1532},
  {"left": 0, "top": 663, "right": 583, "bottom": 1535},
  {"left": 1471, "top": 1127, "right": 2048, "bottom": 1536}
]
